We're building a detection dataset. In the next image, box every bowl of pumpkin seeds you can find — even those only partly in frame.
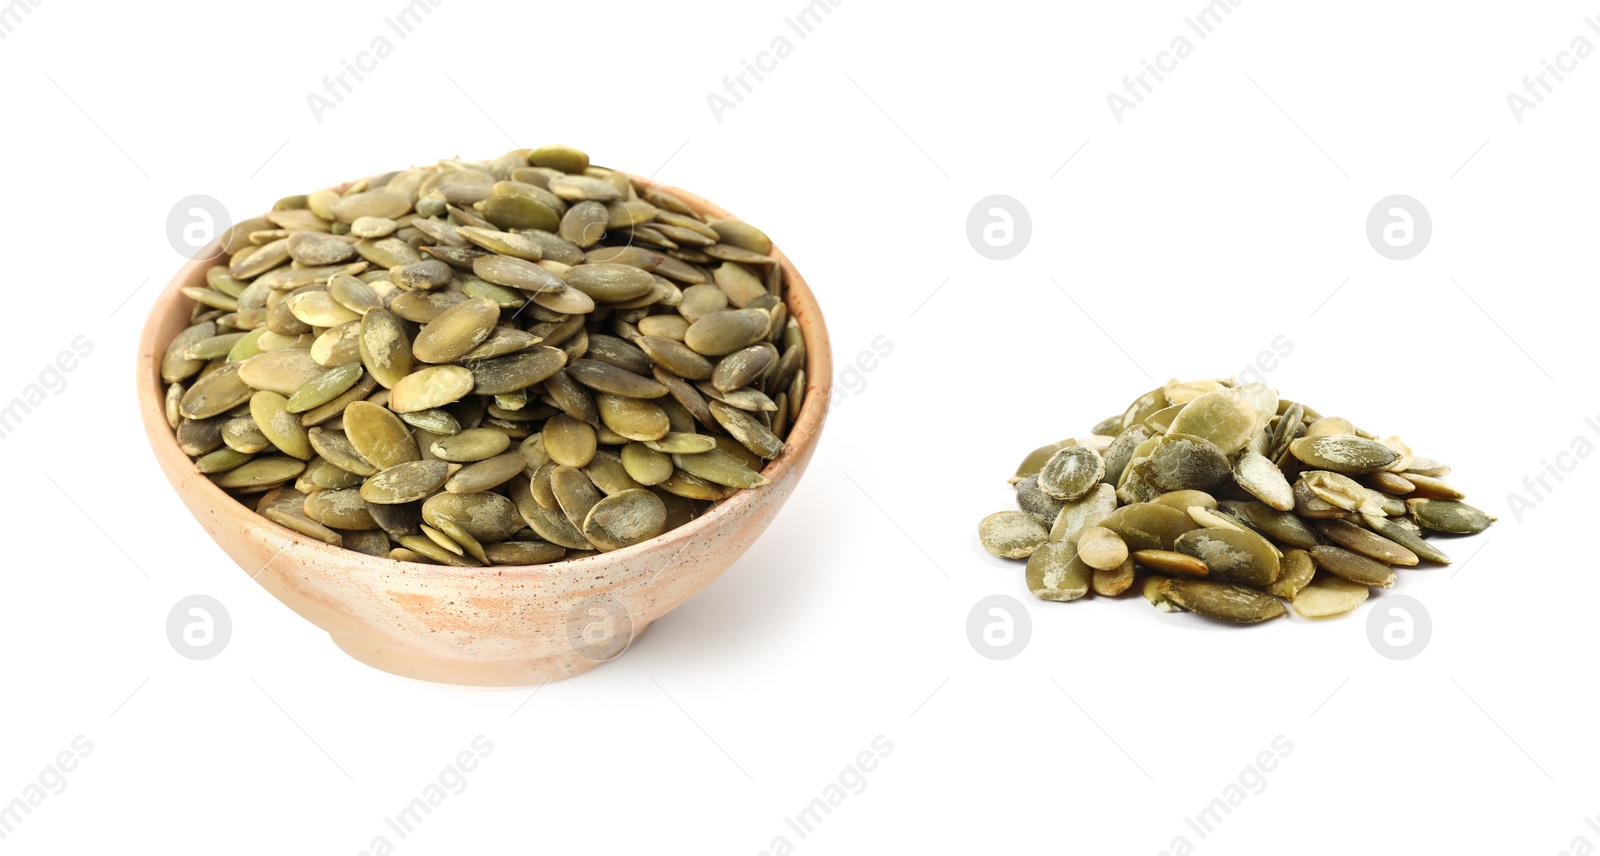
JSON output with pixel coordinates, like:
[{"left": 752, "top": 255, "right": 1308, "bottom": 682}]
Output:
[
  {"left": 979, "top": 378, "right": 1493, "bottom": 624},
  {"left": 138, "top": 145, "right": 831, "bottom": 685}
]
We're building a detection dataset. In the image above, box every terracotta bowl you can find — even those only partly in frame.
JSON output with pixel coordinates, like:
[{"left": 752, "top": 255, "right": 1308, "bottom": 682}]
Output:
[{"left": 137, "top": 175, "right": 831, "bottom": 686}]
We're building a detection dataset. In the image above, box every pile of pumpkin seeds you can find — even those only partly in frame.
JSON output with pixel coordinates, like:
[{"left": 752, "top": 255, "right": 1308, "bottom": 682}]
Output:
[
  {"left": 978, "top": 378, "right": 1495, "bottom": 624},
  {"left": 161, "top": 145, "right": 806, "bottom": 567}
]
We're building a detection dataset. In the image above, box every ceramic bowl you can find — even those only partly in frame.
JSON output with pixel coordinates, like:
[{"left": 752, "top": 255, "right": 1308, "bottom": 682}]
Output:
[{"left": 137, "top": 174, "right": 831, "bottom": 686}]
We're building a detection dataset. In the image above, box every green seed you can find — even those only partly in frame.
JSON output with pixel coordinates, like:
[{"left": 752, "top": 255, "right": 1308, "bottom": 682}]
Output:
[
  {"left": 1174, "top": 528, "right": 1280, "bottom": 587},
  {"left": 1131, "top": 549, "right": 1208, "bottom": 577},
  {"left": 446, "top": 453, "right": 528, "bottom": 494},
  {"left": 1168, "top": 389, "right": 1261, "bottom": 455},
  {"left": 980, "top": 511, "right": 1049, "bottom": 559},
  {"left": 212, "top": 457, "right": 306, "bottom": 489},
  {"left": 1290, "top": 435, "right": 1399, "bottom": 474},
  {"left": 1159, "top": 580, "right": 1286, "bottom": 624},
  {"left": 1362, "top": 513, "right": 1452, "bottom": 564},
  {"left": 1314, "top": 518, "right": 1419, "bottom": 566},
  {"left": 1309, "top": 545, "right": 1396, "bottom": 589},
  {"left": 1407, "top": 499, "right": 1496, "bottom": 535},
  {"left": 286, "top": 363, "right": 364, "bottom": 413},
  {"left": 1038, "top": 446, "right": 1106, "bottom": 502},
  {"left": 1263, "top": 549, "right": 1316, "bottom": 599},
  {"left": 581, "top": 489, "right": 668, "bottom": 551},
  {"left": 358, "top": 308, "right": 414, "bottom": 389},
  {"left": 1291, "top": 576, "right": 1370, "bottom": 618},
  {"left": 1048, "top": 483, "right": 1119, "bottom": 543},
  {"left": 361, "top": 460, "right": 450, "bottom": 504},
  {"left": 412, "top": 298, "right": 501, "bottom": 364},
  {"left": 342, "top": 401, "right": 418, "bottom": 470},
  {"left": 671, "top": 449, "right": 769, "bottom": 489},
  {"left": 389, "top": 365, "right": 475, "bottom": 412},
  {"left": 430, "top": 428, "right": 512, "bottom": 463},
  {"left": 1026, "top": 541, "right": 1091, "bottom": 601},
  {"left": 250, "top": 391, "right": 313, "bottom": 460}
]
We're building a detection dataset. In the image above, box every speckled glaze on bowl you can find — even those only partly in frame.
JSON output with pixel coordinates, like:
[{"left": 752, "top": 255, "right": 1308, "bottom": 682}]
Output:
[{"left": 138, "top": 174, "right": 831, "bottom": 686}]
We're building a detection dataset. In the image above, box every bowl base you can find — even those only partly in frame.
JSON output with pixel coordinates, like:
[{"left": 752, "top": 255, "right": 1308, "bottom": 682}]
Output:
[{"left": 329, "top": 624, "right": 649, "bottom": 687}]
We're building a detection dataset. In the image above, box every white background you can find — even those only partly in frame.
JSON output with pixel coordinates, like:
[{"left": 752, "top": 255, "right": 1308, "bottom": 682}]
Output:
[{"left": 1, "top": 0, "right": 1595, "bottom": 853}]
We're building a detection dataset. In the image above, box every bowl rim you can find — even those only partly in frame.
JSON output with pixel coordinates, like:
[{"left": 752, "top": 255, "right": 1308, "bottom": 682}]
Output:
[{"left": 137, "top": 170, "right": 832, "bottom": 580}]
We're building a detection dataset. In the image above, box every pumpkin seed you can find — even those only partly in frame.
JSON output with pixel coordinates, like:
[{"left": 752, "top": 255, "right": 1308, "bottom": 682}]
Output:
[
  {"left": 429, "top": 428, "right": 511, "bottom": 463},
  {"left": 621, "top": 442, "right": 674, "bottom": 485},
  {"left": 1236, "top": 502, "right": 1323, "bottom": 550},
  {"left": 356, "top": 308, "right": 413, "bottom": 389},
  {"left": 250, "top": 391, "right": 313, "bottom": 460},
  {"left": 1076, "top": 526, "right": 1128, "bottom": 570},
  {"left": 581, "top": 489, "right": 668, "bottom": 551},
  {"left": 212, "top": 457, "right": 306, "bottom": 489},
  {"left": 1010, "top": 439, "right": 1077, "bottom": 484},
  {"left": 1263, "top": 548, "right": 1316, "bottom": 599},
  {"left": 1291, "top": 576, "right": 1370, "bottom": 618},
  {"left": 1143, "top": 576, "right": 1184, "bottom": 612},
  {"left": 361, "top": 460, "right": 450, "bottom": 504},
  {"left": 304, "top": 488, "right": 379, "bottom": 530},
  {"left": 1362, "top": 513, "right": 1452, "bottom": 564},
  {"left": 468, "top": 347, "right": 567, "bottom": 395},
  {"left": 1091, "top": 557, "right": 1136, "bottom": 597},
  {"left": 341, "top": 401, "right": 418, "bottom": 470},
  {"left": 597, "top": 394, "right": 670, "bottom": 441},
  {"left": 1233, "top": 451, "right": 1294, "bottom": 511},
  {"left": 980, "top": 511, "right": 1049, "bottom": 559},
  {"left": 1159, "top": 580, "right": 1286, "bottom": 624},
  {"left": 1314, "top": 518, "right": 1419, "bottom": 566},
  {"left": 263, "top": 507, "right": 343, "bottom": 546},
  {"left": 1309, "top": 545, "right": 1396, "bottom": 589},
  {"left": 1174, "top": 528, "right": 1280, "bottom": 586},
  {"left": 684, "top": 309, "right": 768, "bottom": 356},
  {"left": 672, "top": 449, "right": 769, "bottom": 489},
  {"left": 485, "top": 540, "right": 566, "bottom": 565},
  {"left": 285, "top": 363, "right": 364, "bottom": 413},
  {"left": 1038, "top": 446, "right": 1106, "bottom": 501},
  {"left": 1407, "top": 499, "right": 1496, "bottom": 535},
  {"left": 179, "top": 363, "right": 252, "bottom": 419},
  {"left": 1290, "top": 435, "right": 1399, "bottom": 474},
  {"left": 1026, "top": 541, "right": 1092, "bottom": 601},
  {"left": 1047, "top": 483, "right": 1118, "bottom": 543},
  {"left": 1097, "top": 502, "right": 1197, "bottom": 552},
  {"left": 422, "top": 491, "right": 523, "bottom": 542},
  {"left": 1131, "top": 549, "right": 1209, "bottom": 577},
  {"left": 708, "top": 400, "right": 783, "bottom": 458},
  {"left": 567, "top": 358, "right": 668, "bottom": 399},
  {"left": 1167, "top": 389, "right": 1261, "bottom": 455},
  {"left": 446, "top": 453, "right": 528, "bottom": 494},
  {"left": 412, "top": 298, "right": 501, "bottom": 363},
  {"left": 389, "top": 365, "right": 475, "bottom": 412}
]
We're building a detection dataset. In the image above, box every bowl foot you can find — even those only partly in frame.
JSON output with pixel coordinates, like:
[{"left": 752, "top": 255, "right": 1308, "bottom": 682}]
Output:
[{"left": 329, "top": 625, "right": 649, "bottom": 687}]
